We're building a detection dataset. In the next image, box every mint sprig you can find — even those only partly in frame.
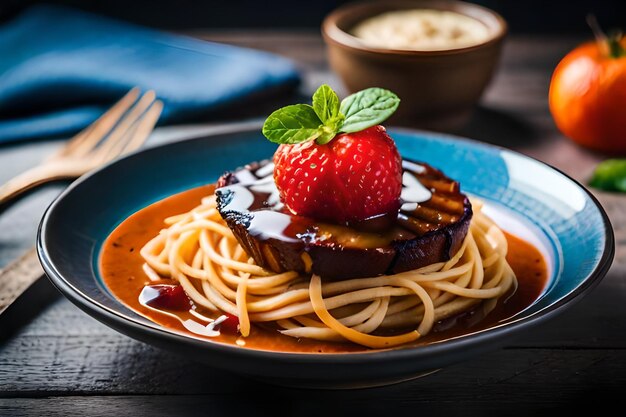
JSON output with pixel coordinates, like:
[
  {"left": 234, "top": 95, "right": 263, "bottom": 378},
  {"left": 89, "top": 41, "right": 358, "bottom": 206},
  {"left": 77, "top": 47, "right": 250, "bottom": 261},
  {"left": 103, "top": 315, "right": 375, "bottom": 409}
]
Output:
[{"left": 262, "top": 85, "right": 399, "bottom": 145}]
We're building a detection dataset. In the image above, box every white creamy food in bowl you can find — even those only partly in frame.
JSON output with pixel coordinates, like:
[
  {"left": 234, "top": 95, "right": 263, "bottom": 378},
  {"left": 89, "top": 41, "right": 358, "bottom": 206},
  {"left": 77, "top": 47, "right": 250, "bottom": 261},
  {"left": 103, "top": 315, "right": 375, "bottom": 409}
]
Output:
[{"left": 352, "top": 9, "right": 490, "bottom": 51}]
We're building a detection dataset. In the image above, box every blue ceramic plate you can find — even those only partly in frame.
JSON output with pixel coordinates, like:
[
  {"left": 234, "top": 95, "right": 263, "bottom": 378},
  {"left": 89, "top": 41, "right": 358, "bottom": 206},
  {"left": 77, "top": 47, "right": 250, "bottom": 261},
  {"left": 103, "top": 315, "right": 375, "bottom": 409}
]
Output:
[{"left": 38, "top": 124, "right": 614, "bottom": 388}]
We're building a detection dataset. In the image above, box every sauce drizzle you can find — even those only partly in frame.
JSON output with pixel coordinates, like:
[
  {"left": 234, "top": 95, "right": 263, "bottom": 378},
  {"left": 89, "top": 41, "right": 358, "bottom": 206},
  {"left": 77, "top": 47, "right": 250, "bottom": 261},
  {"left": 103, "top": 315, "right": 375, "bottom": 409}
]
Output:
[{"left": 100, "top": 185, "right": 549, "bottom": 353}]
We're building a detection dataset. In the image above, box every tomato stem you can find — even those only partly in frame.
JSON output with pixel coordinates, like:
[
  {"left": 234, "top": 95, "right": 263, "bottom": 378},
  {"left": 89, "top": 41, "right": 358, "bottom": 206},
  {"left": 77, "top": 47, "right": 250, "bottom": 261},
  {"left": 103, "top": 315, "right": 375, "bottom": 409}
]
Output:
[
  {"left": 587, "top": 14, "right": 625, "bottom": 59},
  {"left": 607, "top": 30, "right": 625, "bottom": 58}
]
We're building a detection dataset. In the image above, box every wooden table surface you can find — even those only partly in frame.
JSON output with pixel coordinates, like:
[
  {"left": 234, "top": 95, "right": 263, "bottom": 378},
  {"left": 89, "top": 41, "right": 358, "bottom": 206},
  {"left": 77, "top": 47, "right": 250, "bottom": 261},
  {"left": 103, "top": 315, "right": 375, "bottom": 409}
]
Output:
[{"left": 1, "top": 31, "right": 625, "bottom": 415}]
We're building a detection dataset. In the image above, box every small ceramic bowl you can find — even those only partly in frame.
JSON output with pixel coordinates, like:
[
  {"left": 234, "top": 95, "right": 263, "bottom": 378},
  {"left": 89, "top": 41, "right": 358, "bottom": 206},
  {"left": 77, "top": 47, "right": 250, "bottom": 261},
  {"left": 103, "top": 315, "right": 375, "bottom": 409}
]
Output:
[{"left": 322, "top": 0, "right": 507, "bottom": 131}]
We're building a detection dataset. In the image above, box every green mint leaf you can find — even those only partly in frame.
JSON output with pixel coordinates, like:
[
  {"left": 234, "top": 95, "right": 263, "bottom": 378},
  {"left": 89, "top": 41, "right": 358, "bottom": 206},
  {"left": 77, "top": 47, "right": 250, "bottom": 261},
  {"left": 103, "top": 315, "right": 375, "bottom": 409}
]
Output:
[
  {"left": 262, "top": 104, "right": 323, "bottom": 144},
  {"left": 312, "top": 84, "right": 341, "bottom": 124},
  {"left": 262, "top": 85, "right": 400, "bottom": 146},
  {"left": 316, "top": 126, "right": 337, "bottom": 145},
  {"left": 589, "top": 159, "right": 626, "bottom": 192},
  {"left": 339, "top": 88, "right": 400, "bottom": 133},
  {"left": 315, "top": 115, "right": 345, "bottom": 145}
]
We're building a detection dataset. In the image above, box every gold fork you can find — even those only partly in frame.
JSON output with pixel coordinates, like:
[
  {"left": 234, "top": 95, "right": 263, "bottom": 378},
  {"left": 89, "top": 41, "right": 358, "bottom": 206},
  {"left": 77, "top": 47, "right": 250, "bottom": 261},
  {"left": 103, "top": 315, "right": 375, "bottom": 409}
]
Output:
[
  {"left": 0, "top": 87, "right": 163, "bottom": 208},
  {"left": 0, "top": 88, "right": 163, "bottom": 317}
]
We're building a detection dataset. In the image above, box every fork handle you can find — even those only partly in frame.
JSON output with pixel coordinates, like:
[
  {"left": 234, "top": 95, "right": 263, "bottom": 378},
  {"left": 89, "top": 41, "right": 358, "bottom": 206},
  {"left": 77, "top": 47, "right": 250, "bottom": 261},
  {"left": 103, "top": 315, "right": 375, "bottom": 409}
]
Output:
[
  {"left": 0, "top": 247, "right": 45, "bottom": 315},
  {"left": 0, "top": 164, "right": 72, "bottom": 212}
]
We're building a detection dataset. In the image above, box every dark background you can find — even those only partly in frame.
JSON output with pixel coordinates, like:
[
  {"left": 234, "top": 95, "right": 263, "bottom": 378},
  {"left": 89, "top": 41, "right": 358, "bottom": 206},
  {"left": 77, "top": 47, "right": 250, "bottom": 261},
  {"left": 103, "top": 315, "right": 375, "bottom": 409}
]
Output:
[{"left": 0, "top": 0, "right": 625, "bottom": 33}]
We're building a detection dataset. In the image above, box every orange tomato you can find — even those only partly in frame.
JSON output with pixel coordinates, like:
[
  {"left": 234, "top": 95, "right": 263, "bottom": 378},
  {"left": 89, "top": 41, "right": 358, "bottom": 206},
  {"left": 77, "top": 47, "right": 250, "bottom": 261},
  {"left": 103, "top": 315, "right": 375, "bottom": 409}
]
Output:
[{"left": 549, "top": 37, "right": 626, "bottom": 153}]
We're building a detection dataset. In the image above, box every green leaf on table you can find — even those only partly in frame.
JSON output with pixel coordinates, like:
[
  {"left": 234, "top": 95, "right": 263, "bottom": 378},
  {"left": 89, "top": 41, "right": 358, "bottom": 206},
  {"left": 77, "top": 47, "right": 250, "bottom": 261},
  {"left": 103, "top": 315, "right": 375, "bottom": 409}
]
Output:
[
  {"left": 339, "top": 88, "right": 400, "bottom": 133},
  {"left": 262, "top": 104, "right": 323, "bottom": 144},
  {"left": 589, "top": 159, "right": 626, "bottom": 192},
  {"left": 312, "top": 84, "right": 341, "bottom": 124}
]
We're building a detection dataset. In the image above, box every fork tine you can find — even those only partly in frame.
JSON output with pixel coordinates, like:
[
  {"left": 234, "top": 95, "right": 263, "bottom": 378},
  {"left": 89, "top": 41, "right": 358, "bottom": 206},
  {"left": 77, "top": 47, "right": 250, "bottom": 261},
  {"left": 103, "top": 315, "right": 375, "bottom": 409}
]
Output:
[
  {"left": 56, "top": 87, "right": 141, "bottom": 158},
  {"left": 2, "top": 88, "right": 162, "bottom": 207},
  {"left": 97, "top": 99, "right": 163, "bottom": 163},
  {"left": 92, "top": 91, "right": 158, "bottom": 162},
  {"left": 119, "top": 100, "right": 163, "bottom": 155}
]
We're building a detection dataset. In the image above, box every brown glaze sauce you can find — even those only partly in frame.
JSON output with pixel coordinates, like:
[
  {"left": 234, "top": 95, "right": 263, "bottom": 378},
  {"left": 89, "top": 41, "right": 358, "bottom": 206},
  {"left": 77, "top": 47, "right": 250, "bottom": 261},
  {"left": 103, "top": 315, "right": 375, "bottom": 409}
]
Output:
[
  {"left": 217, "top": 159, "right": 473, "bottom": 281},
  {"left": 100, "top": 185, "right": 549, "bottom": 353}
]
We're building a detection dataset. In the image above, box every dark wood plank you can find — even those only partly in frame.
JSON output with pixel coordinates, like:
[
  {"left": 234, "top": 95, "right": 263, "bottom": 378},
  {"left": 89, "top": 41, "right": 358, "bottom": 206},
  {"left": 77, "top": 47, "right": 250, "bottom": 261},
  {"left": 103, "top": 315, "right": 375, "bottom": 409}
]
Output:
[
  {"left": 1, "top": 338, "right": 625, "bottom": 396},
  {"left": 0, "top": 385, "right": 621, "bottom": 417},
  {"left": 0, "top": 348, "right": 624, "bottom": 414}
]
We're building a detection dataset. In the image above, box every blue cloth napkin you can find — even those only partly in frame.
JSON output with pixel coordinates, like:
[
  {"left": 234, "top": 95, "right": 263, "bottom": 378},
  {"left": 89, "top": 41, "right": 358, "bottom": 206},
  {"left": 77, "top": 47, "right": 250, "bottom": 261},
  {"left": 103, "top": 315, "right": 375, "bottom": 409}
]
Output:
[{"left": 0, "top": 5, "right": 300, "bottom": 143}]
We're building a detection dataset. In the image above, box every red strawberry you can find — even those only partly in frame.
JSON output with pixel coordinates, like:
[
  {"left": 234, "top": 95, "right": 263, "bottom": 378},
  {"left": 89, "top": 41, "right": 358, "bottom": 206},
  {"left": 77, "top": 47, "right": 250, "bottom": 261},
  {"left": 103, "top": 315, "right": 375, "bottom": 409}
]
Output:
[{"left": 273, "top": 125, "right": 402, "bottom": 224}]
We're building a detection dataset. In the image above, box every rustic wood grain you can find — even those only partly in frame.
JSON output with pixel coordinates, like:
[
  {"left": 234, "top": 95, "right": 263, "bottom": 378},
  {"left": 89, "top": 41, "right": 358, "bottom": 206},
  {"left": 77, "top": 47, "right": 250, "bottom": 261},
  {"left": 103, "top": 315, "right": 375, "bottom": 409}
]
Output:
[
  {"left": 0, "top": 32, "right": 625, "bottom": 416},
  {"left": 1, "top": 332, "right": 626, "bottom": 396},
  {"left": 0, "top": 348, "right": 624, "bottom": 413},
  {"left": 0, "top": 249, "right": 44, "bottom": 314},
  {"left": 0, "top": 366, "right": 624, "bottom": 417}
]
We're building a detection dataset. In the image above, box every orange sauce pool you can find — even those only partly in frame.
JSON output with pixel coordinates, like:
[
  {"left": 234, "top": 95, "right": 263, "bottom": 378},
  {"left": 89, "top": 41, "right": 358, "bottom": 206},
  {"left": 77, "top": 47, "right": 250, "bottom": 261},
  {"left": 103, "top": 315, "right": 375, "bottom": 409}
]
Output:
[{"left": 100, "top": 186, "right": 549, "bottom": 353}]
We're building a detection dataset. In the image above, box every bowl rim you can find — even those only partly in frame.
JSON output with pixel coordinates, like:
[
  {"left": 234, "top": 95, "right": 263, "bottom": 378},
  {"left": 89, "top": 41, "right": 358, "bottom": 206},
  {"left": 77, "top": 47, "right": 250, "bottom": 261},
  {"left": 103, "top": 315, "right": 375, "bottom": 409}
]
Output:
[
  {"left": 322, "top": 0, "right": 508, "bottom": 56},
  {"left": 37, "top": 123, "right": 614, "bottom": 368}
]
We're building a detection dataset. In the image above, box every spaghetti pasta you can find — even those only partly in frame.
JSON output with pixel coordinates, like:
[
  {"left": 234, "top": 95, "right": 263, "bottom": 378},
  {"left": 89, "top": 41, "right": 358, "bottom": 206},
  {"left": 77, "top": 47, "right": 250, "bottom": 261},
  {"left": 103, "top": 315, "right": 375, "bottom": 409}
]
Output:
[{"left": 140, "top": 195, "right": 517, "bottom": 349}]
